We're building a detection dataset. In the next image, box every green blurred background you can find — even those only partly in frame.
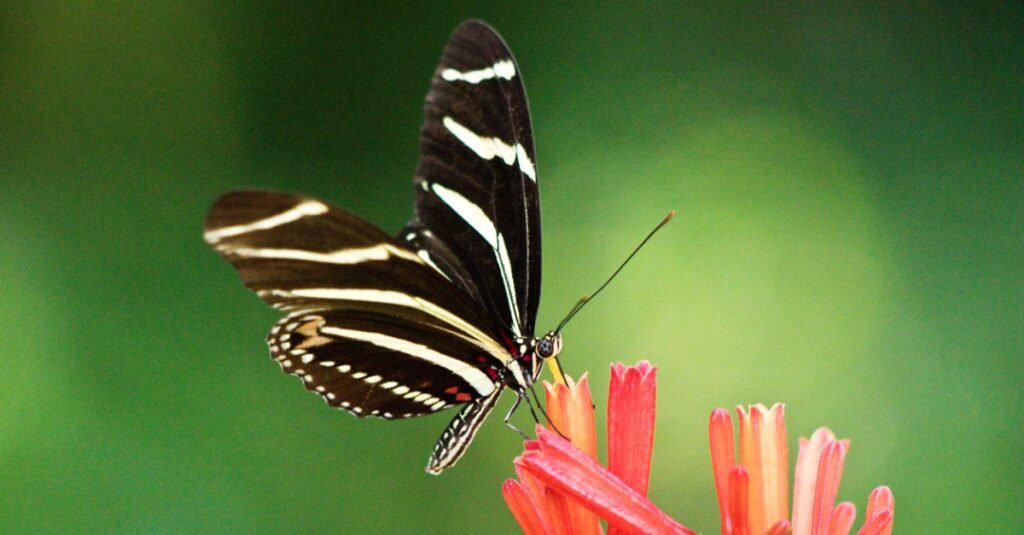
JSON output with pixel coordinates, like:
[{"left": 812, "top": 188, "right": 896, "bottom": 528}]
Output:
[{"left": 2, "top": 2, "right": 1020, "bottom": 533}]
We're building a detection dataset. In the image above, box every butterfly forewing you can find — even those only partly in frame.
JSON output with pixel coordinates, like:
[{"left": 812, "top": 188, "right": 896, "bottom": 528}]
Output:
[
  {"left": 205, "top": 191, "right": 503, "bottom": 343},
  {"left": 410, "top": 20, "right": 541, "bottom": 339}
]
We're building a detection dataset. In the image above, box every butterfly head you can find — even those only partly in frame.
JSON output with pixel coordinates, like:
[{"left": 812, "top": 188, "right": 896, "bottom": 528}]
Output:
[
  {"left": 536, "top": 331, "right": 563, "bottom": 360},
  {"left": 528, "top": 331, "right": 563, "bottom": 380}
]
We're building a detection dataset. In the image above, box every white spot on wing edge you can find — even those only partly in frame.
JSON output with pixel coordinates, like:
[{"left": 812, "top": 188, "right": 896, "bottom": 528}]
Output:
[{"left": 515, "top": 144, "right": 536, "bottom": 181}]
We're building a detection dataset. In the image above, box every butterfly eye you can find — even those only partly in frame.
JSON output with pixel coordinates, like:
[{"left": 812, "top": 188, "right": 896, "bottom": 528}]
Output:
[{"left": 537, "top": 339, "right": 553, "bottom": 358}]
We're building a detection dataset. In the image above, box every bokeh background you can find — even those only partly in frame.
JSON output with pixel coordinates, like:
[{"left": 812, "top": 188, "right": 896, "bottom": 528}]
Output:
[{"left": 2, "top": 2, "right": 1020, "bottom": 533}]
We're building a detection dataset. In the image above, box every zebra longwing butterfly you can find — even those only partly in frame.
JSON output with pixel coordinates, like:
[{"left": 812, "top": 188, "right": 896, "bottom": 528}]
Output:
[{"left": 205, "top": 20, "right": 558, "bottom": 473}]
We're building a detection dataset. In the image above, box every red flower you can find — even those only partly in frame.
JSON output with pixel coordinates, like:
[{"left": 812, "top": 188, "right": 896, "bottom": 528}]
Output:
[
  {"left": 504, "top": 361, "right": 691, "bottom": 534},
  {"left": 502, "top": 362, "right": 895, "bottom": 535},
  {"left": 709, "top": 405, "right": 894, "bottom": 535}
]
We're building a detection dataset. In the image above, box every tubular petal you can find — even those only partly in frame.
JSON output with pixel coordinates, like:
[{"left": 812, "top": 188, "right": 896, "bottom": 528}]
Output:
[
  {"left": 709, "top": 409, "right": 736, "bottom": 533},
  {"left": 827, "top": 502, "right": 856, "bottom": 535},
  {"left": 544, "top": 374, "right": 598, "bottom": 460},
  {"left": 544, "top": 375, "right": 601, "bottom": 535},
  {"left": 515, "top": 464, "right": 551, "bottom": 527},
  {"left": 608, "top": 361, "right": 658, "bottom": 496},
  {"left": 503, "top": 479, "right": 550, "bottom": 535},
  {"left": 791, "top": 427, "right": 836, "bottom": 534},
  {"left": 855, "top": 511, "right": 893, "bottom": 535},
  {"left": 728, "top": 466, "right": 750, "bottom": 535},
  {"left": 810, "top": 440, "right": 848, "bottom": 535},
  {"left": 736, "top": 406, "right": 764, "bottom": 532},
  {"left": 760, "top": 404, "right": 789, "bottom": 528},
  {"left": 863, "top": 487, "right": 894, "bottom": 535},
  {"left": 544, "top": 487, "right": 576, "bottom": 535},
  {"left": 516, "top": 426, "right": 695, "bottom": 535}
]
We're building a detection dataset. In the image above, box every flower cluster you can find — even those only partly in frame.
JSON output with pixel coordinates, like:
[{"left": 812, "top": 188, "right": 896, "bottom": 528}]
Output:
[
  {"left": 502, "top": 362, "right": 894, "bottom": 535},
  {"left": 710, "top": 405, "right": 894, "bottom": 535}
]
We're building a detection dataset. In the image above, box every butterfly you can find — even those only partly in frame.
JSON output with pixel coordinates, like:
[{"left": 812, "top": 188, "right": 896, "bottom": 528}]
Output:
[{"left": 204, "top": 20, "right": 562, "bottom": 474}]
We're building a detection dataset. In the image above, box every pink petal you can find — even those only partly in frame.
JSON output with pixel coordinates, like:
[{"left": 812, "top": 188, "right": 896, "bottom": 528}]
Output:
[
  {"left": 810, "top": 440, "right": 848, "bottom": 535},
  {"left": 503, "top": 479, "right": 550, "bottom": 535},
  {"left": 767, "top": 520, "right": 792, "bottom": 535},
  {"left": 855, "top": 511, "right": 893, "bottom": 535},
  {"left": 516, "top": 426, "right": 695, "bottom": 535},
  {"left": 791, "top": 427, "right": 837, "bottom": 534},
  {"left": 828, "top": 502, "right": 856, "bottom": 535},
  {"left": 736, "top": 406, "right": 764, "bottom": 532},
  {"left": 708, "top": 408, "right": 736, "bottom": 534},
  {"left": 515, "top": 463, "right": 551, "bottom": 526},
  {"left": 760, "top": 404, "right": 790, "bottom": 528},
  {"left": 544, "top": 486, "right": 576, "bottom": 535},
  {"left": 608, "top": 361, "right": 657, "bottom": 497},
  {"left": 862, "top": 487, "right": 894, "bottom": 535},
  {"left": 736, "top": 404, "right": 789, "bottom": 533},
  {"left": 728, "top": 466, "right": 750, "bottom": 535}
]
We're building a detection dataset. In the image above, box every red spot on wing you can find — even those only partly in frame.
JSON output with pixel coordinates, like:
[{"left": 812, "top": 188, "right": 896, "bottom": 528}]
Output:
[
  {"left": 456, "top": 393, "right": 472, "bottom": 402},
  {"left": 445, "top": 386, "right": 459, "bottom": 394}
]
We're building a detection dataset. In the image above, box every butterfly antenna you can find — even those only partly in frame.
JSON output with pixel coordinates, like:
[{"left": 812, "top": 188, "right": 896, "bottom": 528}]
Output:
[{"left": 555, "top": 210, "right": 675, "bottom": 333}]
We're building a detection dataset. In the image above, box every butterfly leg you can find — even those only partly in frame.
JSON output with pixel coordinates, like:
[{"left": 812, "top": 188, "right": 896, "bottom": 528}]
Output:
[
  {"left": 503, "top": 390, "right": 531, "bottom": 439},
  {"left": 525, "top": 381, "right": 569, "bottom": 440}
]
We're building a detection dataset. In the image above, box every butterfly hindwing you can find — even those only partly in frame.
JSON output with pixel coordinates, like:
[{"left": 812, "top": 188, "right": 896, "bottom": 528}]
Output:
[
  {"left": 410, "top": 20, "right": 541, "bottom": 339},
  {"left": 267, "top": 309, "right": 501, "bottom": 419}
]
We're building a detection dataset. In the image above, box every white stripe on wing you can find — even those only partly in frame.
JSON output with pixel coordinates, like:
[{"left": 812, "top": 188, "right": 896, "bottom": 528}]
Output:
[
  {"left": 224, "top": 243, "right": 422, "bottom": 265},
  {"left": 429, "top": 183, "right": 523, "bottom": 336},
  {"left": 260, "top": 288, "right": 510, "bottom": 362},
  {"left": 442, "top": 116, "right": 536, "bottom": 181},
  {"left": 204, "top": 201, "right": 329, "bottom": 244},
  {"left": 441, "top": 60, "right": 515, "bottom": 84},
  {"left": 319, "top": 326, "right": 495, "bottom": 397}
]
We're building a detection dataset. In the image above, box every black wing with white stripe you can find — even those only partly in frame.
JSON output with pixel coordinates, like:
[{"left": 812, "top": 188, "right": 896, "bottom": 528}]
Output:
[
  {"left": 204, "top": 191, "right": 512, "bottom": 417},
  {"left": 427, "top": 388, "right": 503, "bottom": 474},
  {"left": 205, "top": 191, "right": 503, "bottom": 341},
  {"left": 267, "top": 310, "right": 500, "bottom": 419},
  {"left": 409, "top": 20, "right": 541, "bottom": 339}
]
